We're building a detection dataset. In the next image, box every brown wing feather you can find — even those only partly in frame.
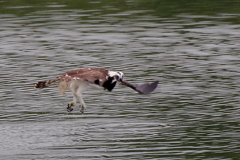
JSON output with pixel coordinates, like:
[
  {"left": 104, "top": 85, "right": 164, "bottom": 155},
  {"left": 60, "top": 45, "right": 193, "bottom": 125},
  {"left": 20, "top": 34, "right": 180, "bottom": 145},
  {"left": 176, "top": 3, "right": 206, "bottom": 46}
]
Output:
[{"left": 58, "top": 68, "right": 109, "bottom": 87}]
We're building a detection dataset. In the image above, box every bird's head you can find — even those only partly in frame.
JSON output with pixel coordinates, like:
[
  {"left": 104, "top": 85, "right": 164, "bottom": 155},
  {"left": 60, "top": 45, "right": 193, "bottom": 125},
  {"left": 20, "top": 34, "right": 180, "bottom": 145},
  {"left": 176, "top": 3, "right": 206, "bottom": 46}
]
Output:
[
  {"left": 108, "top": 71, "right": 124, "bottom": 82},
  {"left": 116, "top": 71, "right": 124, "bottom": 82}
]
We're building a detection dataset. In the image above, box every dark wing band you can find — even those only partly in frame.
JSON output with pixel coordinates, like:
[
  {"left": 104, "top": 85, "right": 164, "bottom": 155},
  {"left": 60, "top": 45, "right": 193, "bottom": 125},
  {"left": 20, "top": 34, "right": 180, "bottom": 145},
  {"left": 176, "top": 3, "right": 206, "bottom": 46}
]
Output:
[{"left": 121, "top": 80, "right": 158, "bottom": 94}]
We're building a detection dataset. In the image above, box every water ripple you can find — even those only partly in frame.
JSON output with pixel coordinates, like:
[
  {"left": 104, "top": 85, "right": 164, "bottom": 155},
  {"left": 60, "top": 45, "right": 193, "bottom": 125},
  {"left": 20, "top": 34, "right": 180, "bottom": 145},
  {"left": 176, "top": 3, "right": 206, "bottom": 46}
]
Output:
[{"left": 0, "top": 6, "right": 239, "bottom": 160}]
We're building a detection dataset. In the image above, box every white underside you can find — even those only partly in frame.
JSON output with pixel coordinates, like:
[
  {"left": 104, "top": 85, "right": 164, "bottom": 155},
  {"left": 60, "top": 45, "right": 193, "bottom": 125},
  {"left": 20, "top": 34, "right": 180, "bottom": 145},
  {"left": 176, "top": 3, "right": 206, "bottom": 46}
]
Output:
[{"left": 58, "top": 80, "right": 90, "bottom": 111}]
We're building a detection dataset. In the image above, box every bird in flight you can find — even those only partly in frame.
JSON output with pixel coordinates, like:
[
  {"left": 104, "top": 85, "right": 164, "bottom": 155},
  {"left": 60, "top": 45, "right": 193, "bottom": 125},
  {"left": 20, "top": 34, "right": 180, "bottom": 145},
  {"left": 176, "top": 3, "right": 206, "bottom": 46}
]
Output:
[{"left": 35, "top": 68, "right": 158, "bottom": 113}]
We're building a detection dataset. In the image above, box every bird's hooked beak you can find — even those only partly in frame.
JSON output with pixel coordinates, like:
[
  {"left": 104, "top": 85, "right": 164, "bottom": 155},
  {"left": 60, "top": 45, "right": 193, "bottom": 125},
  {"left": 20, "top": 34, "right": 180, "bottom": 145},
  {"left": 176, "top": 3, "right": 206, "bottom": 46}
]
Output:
[{"left": 114, "top": 75, "right": 123, "bottom": 82}]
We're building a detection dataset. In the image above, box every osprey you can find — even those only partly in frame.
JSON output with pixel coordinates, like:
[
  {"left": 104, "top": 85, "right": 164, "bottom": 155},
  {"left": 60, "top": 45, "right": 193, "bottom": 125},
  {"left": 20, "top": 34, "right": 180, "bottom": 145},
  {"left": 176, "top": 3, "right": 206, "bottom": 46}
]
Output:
[{"left": 35, "top": 68, "right": 158, "bottom": 113}]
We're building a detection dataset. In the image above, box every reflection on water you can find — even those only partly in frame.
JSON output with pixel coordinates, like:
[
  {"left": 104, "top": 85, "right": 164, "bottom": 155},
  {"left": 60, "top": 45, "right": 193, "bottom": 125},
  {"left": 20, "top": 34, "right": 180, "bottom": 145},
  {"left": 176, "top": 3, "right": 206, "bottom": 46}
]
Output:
[{"left": 0, "top": 1, "right": 240, "bottom": 159}]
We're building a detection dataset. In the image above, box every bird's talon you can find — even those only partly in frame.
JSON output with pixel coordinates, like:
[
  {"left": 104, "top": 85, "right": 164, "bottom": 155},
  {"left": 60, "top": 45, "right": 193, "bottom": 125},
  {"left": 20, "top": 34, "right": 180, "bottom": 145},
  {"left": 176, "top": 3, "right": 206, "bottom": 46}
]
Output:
[
  {"left": 67, "top": 103, "right": 74, "bottom": 112},
  {"left": 79, "top": 105, "right": 85, "bottom": 114},
  {"left": 67, "top": 107, "right": 73, "bottom": 112}
]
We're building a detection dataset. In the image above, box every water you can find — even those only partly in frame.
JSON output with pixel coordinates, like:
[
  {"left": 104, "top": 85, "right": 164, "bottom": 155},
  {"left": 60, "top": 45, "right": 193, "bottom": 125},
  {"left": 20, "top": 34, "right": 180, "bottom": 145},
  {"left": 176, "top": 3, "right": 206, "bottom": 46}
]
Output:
[{"left": 1, "top": 0, "right": 240, "bottom": 159}]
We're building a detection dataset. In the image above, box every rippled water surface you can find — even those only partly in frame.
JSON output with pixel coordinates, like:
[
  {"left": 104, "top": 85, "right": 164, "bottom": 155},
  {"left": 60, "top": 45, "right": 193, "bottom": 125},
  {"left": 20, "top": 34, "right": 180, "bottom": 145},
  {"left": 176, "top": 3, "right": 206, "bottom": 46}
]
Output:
[{"left": 1, "top": 1, "right": 240, "bottom": 159}]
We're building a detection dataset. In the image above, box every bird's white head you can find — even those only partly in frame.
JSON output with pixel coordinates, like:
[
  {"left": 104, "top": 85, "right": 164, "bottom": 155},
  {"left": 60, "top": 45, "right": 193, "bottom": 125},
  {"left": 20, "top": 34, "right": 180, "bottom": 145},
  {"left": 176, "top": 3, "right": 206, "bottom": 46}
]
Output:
[{"left": 108, "top": 71, "right": 124, "bottom": 82}]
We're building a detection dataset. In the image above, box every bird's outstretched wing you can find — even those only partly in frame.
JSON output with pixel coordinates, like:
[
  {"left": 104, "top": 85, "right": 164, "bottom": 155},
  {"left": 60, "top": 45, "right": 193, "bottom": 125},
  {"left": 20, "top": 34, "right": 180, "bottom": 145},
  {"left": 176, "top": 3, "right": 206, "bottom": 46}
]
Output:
[
  {"left": 121, "top": 80, "right": 158, "bottom": 94},
  {"left": 58, "top": 68, "right": 118, "bottom": 91},
  {"left": 58, "top": 68, "right": 108, "bottom": 85}
]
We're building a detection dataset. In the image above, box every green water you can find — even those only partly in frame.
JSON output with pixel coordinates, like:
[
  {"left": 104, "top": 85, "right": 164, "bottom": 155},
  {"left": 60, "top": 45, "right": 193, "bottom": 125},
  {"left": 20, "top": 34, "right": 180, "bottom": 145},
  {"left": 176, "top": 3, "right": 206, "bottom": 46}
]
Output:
[{"left": 0, "top": 0, "right": 240, "bottom": 159}]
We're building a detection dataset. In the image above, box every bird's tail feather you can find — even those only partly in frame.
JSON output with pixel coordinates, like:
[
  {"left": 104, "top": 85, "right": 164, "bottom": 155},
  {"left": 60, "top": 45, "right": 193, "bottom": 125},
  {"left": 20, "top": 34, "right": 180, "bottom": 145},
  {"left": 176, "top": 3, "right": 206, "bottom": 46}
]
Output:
[{"left": 35, "top": 78, "right": 59, "bottom": 89}]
